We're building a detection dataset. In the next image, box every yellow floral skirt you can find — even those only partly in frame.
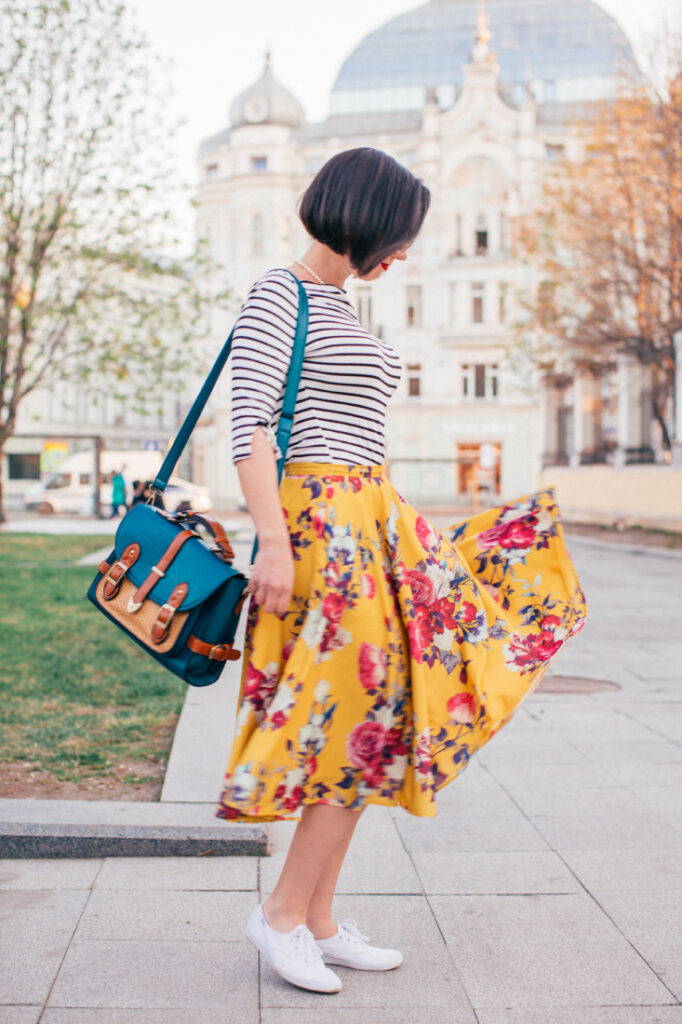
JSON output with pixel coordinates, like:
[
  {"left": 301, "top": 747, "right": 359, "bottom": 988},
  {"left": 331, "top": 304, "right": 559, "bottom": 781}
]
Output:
[{"left": 216, "top": 462, "right": 587, "bottom": 823}]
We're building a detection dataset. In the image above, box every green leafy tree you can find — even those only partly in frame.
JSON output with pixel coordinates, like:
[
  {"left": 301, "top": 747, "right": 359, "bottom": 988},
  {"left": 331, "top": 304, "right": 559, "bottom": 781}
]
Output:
[{"left": 0, "top": 0, "right": 227, "bottom": 520}]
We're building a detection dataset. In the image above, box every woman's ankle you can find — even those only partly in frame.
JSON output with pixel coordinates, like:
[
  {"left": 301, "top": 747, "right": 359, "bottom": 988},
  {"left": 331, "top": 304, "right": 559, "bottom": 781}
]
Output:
[
  {"left": 306, "top": 915, "right": 338, "bottom": 941},
  {"left": 261, "top": 894, "right": 307, "bottom": 934}
]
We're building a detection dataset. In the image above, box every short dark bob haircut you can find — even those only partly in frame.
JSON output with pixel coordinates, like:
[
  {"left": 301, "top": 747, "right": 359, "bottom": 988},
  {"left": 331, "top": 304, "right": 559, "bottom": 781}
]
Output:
[{"left": 298, "top": 148, "right": 431, "bottom": 277}]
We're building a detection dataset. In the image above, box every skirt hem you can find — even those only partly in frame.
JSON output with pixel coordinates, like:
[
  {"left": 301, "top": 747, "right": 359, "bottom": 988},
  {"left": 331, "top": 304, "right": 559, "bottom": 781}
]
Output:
[{"left": 215, "top": 790, "right": 440, "bottom": 824}]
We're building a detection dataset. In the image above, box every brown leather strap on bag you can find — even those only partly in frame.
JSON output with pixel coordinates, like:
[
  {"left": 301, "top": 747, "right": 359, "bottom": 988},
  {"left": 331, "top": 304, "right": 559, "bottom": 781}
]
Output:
[
  {"left": 187, "top": 635, "right": 241, "bottom": 662},
  {"left": 181, "top": 513, "right": 235, "bottom": 563},
  {"left": 100, "top": 543, "right": 141, "bottom": 600},
  {"left": 151, "top": 582, "right": 189, "bottom": 644},
  {"left": 128, "top": 529, "right": 195, "bottom": 612}
]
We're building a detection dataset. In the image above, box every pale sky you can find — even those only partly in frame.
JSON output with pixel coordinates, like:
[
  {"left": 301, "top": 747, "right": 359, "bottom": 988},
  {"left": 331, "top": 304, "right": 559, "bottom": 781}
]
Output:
[{"left": 128, "top": 0, "right": 679, "bottom": 222}]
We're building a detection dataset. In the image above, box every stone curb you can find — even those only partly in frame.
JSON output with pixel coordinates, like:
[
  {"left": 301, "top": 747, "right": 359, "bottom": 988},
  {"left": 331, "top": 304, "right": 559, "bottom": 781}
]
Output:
[
  {"left": 0, "top": 800, "right": 269, "bottom": 859},
  {"left": 564, "top": 533, "right": 682, "bottom": 560},
  {"left": 0, "top": 822, "right": 267, "bottom": 859}
]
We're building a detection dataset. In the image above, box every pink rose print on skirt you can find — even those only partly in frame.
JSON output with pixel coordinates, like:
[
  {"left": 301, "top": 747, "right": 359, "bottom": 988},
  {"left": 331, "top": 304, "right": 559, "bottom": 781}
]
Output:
[
  {"left": 406, "top": 605, "right": 433, "bottom": 660},
  {"left": 243, "top": 661, "right": 279, "bottom": 715},
  {"left": 447, "top": 692, "right": 477, "bottom": 723},
  {"left": 362, "top": 572, "right": 376, "bottom": 598},
  {"left": 458, "top": 600, "right": 477, "bottom": 623},
  {"left": 406, "top": 567, "right": 439, "bottom": 608},
  {"left": 358, "top": 642, "right": 388, "bottom": 691},
  {"left": 274, "top": 782, "right": 305, "bottom": 814},
  {"left": 415, "top": 514, "right": 440, "bottom": 552},
  {"left": 478, "top": 514, "right": 539, "bottom": 552},
  {"left": 322, "top": 591, "right": 346, "bottom": 624},
  {"left": 504, "top": 627, "right": 563, "bottom": 674},
  {"left": 346, "top": 720, "right": 387, "bottom": 770},
  {"left": 414, "top": 729, "right": 434, "bottom": 779},
  {"left": 312, "top": 506, "right": 327, "bottom": 537}
]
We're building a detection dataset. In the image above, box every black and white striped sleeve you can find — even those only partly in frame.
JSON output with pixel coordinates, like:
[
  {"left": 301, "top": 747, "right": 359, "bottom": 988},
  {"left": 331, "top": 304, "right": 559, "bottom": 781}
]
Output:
[{"left": 230, "top": 271, "right": 299, "bottom": 463}]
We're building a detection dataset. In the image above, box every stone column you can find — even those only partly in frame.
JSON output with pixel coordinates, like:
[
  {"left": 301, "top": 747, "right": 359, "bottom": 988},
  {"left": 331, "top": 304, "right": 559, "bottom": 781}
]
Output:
[
  {"left": 540, "top": 381, "right": 565, "bottom": 466},
  {"left": 569, "top": 374, "right": 584, "bottom": 467},
  {"left": 615, "top": 352, "right": 638, "bottom": 467},
  {"left": 538, "top": 384, "right": 550, "bottom": 467}
]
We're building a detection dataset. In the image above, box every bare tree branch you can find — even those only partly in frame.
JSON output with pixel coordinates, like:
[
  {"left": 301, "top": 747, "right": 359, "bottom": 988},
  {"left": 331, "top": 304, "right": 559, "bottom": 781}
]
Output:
[{"left": 0, "top": 0, "right": 230, "bottom": 519}]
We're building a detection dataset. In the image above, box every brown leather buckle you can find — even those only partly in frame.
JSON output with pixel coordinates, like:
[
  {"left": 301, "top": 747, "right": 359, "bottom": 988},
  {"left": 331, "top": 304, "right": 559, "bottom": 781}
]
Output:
[
  {"left": 187, "top": 633, "right": 241, "bottom": 662},
  {"left": 101, "top": 543, "right": 140, "bottom": 600},
  {"left": 157, "top": 602, "right": 176, "bottom": 626},
  {"left": 101, "top": 560, "right": 129, "bottom": 599},
  {"left": 209, "top": 643, "right": 241, "bottom": 662},
  {"left": 150, "top": 582, "right": 188, "bottom": 645}
]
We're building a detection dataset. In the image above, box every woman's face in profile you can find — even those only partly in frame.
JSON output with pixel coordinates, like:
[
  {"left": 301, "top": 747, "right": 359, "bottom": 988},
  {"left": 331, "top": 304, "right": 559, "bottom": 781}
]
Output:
[{"left": 355, "top": 245, "right": 409, "bottom": 282}]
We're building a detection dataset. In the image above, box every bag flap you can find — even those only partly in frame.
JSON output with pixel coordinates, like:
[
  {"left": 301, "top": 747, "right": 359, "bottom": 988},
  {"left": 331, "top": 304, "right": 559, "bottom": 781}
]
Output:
[{"left": 112, "top": 503, "right": 238, "bottom": 609}]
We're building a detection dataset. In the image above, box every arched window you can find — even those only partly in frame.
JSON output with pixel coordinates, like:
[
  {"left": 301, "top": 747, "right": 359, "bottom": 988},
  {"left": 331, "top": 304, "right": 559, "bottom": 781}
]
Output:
[
  {"left": 475, "top": 213, "right": 488, "bottom": 255},
  {"left": 450, "top": 157, "right": 508, "bottom": 259}
]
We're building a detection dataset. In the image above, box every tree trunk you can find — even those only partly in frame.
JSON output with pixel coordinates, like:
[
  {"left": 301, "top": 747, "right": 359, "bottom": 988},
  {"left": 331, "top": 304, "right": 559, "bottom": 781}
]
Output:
[{"left": 0, "top": 442, "right": 7, "bottom": 525}]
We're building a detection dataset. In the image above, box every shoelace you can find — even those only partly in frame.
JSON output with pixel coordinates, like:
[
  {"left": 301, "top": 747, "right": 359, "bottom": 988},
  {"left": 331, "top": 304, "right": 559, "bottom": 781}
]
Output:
[
  {"left": 338, "top": 918, "right": 371, "bottom": 946},
  {"left": 290, "top": 925, "right": 325, "bottom": 964}
]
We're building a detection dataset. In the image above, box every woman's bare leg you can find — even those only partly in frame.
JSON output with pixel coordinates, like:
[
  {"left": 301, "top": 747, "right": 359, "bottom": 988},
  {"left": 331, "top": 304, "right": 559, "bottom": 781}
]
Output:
[
  {"left": 305, "top": 807, "right": 365, "bottom": 938},
  {"left": 262, "top": 803, "right": 364, "bottom": 934}
]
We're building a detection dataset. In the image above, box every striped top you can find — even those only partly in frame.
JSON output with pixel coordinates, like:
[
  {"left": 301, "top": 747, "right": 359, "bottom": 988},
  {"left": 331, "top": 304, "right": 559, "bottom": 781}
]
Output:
[{"left": 230, "top": 268, "right": 402, "bottom": 466}]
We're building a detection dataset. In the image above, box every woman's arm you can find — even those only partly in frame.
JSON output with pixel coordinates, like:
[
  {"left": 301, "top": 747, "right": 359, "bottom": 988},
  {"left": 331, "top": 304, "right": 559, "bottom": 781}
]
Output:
[{"left": 236, "top": 426, "right": 294, "bottom": 616}]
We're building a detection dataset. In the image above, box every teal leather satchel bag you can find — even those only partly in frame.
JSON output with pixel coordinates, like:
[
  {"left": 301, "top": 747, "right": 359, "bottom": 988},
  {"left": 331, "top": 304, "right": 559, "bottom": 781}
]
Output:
[{"left": 87, "top": 270, "right": 309, "bottom": 686}]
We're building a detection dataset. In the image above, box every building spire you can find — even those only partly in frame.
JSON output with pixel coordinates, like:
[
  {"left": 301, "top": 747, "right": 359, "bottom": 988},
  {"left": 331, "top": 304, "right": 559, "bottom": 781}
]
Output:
[{"left": 472, "top": 0, "right": 492, "bottom": 61}]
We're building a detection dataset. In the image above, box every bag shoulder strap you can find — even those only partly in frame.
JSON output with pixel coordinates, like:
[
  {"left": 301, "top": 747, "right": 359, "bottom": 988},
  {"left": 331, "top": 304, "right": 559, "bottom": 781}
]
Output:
[{"left": 151, "top": 269, "right": 308, "bottom": 494}]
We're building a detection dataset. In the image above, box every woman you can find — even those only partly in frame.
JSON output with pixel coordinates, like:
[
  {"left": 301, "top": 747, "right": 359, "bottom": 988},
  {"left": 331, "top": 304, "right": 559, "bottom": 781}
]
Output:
[{"left": 215, "top": 148, "right": 587, "bottom": 994}]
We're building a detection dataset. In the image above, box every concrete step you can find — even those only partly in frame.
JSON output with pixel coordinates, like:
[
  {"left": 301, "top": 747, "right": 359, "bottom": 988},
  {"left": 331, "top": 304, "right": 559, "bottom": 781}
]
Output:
[
  {"left": 0, "top": 821, "right": 266, "bottom": 858},
  {"left": 0, "top": 800, "right": 267, "bottom": 858}
]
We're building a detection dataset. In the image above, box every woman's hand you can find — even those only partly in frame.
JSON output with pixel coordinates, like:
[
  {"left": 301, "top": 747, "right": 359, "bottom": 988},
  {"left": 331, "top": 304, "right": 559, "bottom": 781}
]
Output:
[{"left": 249, "top": 537, "right": 295, "bottom": 616}]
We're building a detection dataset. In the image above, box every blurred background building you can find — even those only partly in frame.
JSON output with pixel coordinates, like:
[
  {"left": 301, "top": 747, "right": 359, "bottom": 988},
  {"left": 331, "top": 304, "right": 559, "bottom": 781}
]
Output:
[
  {"left": 192, "top": 0, "right": 655, "bottom": 511},
  {"left": 7, "top": 0, "right": 679, "bottom": 522}
]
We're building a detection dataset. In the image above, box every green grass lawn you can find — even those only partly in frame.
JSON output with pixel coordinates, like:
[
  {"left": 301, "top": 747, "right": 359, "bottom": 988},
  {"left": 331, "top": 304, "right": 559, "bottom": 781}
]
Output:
[{"left": 0, "top": 534, "right": 187, "bottom": 794}]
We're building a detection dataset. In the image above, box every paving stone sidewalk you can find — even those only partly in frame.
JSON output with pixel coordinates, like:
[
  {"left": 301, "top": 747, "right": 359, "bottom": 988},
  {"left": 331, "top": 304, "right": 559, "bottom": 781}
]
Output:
[{"left": 1, "top": 536, "right": 682, "bottom": 1023}]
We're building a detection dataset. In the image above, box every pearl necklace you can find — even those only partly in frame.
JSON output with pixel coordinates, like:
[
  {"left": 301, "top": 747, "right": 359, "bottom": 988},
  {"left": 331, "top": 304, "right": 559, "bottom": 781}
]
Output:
[{"left": 294, "top": 258, "right": 325, "bottom": 285}]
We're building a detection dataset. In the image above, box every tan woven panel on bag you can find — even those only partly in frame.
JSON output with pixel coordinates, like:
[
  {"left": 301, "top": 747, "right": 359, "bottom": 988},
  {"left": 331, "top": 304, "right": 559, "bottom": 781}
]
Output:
[{"left": 95, "top": 576, "right": 188, "bottom": 653}]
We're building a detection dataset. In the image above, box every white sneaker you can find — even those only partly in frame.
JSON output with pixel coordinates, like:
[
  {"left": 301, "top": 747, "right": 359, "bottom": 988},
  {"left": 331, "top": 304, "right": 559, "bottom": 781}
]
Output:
[
  {"left": 245, "top": 903, "right": 342, "bottom": 993},
  {"left": 315, "top": 918, "right": 403, "bottom": 971}
]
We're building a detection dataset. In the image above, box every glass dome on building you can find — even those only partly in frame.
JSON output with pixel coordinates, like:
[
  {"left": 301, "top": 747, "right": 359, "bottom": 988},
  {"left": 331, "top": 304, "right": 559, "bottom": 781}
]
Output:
[{"left": 331, "top": 0, "right": 639, "bottom": 115}]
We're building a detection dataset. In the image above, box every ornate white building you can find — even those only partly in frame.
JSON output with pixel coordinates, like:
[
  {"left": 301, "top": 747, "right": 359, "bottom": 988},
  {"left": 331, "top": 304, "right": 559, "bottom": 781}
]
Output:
[{"left": 192, "top": 0, "right": 641, "bottom": 509}]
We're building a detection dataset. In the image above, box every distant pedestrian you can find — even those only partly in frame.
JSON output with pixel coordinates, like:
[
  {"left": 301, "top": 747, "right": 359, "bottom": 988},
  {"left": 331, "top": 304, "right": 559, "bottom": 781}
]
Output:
[
  {"left": 130, "top": 479, "right": 146, "bottom": 506},
  {"left": 109, "top": 467, "right": 127, "bottom": 518}
]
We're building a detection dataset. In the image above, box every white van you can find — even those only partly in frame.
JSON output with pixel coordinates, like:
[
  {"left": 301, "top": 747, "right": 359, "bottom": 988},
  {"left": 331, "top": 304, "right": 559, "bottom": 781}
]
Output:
[{"left": 23, "top": 450, "right": 212, "bottom": 515}]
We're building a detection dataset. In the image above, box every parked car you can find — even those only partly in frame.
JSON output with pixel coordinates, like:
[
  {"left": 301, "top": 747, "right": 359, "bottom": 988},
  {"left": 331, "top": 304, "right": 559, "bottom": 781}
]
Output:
[
  {"left": 159, "top": 477, "right": 212, "bottom": 514},
  {"left": 23, "top": 450, "right": 211, "bottom": 515}
]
